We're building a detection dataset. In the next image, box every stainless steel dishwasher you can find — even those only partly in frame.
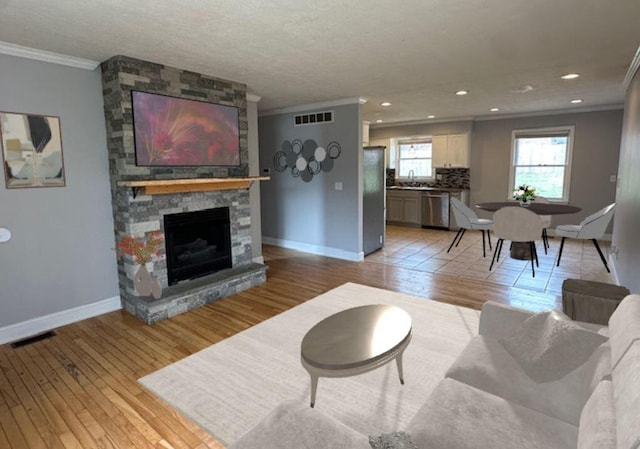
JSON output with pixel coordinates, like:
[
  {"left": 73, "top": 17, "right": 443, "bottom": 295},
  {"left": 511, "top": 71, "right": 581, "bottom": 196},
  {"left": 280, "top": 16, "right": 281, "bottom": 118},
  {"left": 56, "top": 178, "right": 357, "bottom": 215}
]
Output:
[{"left": 421, "top": 191, "right": 450, "bottom": 229}]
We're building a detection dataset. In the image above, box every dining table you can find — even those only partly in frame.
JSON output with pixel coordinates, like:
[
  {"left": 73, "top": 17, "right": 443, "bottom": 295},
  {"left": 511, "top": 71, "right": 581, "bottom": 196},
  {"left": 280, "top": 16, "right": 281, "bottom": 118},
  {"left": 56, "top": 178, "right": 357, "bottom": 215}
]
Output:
[
  {"left": 475, "top": 201, "right": 582, "bottom": 260},
  {"left": 475, "top": 202, "right": 581, "bottom": 215}
]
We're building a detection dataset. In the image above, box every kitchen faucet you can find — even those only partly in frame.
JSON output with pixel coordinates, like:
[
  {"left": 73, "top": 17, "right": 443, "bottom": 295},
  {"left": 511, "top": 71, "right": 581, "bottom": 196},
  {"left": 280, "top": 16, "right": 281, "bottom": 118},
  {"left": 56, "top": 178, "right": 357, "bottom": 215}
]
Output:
[{"left": 408, "top": 169, "right": 415, "bottom": 183}]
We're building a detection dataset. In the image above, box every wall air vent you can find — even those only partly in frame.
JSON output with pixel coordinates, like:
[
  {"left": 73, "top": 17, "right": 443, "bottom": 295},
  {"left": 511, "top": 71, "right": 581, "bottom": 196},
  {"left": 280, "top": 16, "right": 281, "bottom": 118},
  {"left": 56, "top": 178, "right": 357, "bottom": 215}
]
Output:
[{"left": 294, "top": 111, "right": 334, "bottom": 126}]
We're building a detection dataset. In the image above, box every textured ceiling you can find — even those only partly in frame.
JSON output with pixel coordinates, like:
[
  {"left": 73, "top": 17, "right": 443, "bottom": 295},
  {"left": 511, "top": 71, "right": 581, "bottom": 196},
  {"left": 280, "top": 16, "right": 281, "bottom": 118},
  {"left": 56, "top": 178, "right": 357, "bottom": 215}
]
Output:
[{"left": 1, "top": 0, "right": 639, "bottom": 125}]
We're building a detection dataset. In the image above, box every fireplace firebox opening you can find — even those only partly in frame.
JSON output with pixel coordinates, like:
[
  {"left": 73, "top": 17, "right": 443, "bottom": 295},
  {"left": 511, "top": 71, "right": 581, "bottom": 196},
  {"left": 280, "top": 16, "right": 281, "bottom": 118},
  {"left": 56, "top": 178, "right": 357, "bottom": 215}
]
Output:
[{"left": 164, "top": 207, "right": 232, "bottom": 286}]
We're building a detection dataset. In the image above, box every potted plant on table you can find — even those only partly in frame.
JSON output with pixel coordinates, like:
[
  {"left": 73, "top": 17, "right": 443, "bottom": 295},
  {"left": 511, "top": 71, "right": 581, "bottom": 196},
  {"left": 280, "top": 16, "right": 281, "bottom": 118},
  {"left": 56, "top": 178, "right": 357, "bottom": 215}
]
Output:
[
  {"left": 116, "top": 231, "right": 164, "bottom": 299},
  {"left": 513, "top": 185, "right": 536, "bottom": 206}
]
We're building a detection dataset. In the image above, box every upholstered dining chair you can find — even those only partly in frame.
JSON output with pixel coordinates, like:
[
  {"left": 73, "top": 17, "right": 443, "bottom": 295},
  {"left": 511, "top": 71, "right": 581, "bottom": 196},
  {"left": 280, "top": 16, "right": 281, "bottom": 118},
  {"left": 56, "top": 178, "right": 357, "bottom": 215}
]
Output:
[
  {"left": 555, "top": 203, "right": 616, "bottom": 272},
  {"left": 534, "top": 196, "right": 552, "bottom": 254},
  {"left": 447, "top": 197, "right": 493, "bottom": 257},
  {"left": 490, "top": 207, "right": 543, "bottom": 277}
]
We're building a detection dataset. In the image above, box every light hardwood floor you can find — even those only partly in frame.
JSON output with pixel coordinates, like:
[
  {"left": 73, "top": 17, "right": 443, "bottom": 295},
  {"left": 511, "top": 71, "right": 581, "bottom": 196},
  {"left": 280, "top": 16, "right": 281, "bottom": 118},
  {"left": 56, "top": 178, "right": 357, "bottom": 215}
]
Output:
[{"left": 0, "top": 226, "right": 613, "bottom": 449}]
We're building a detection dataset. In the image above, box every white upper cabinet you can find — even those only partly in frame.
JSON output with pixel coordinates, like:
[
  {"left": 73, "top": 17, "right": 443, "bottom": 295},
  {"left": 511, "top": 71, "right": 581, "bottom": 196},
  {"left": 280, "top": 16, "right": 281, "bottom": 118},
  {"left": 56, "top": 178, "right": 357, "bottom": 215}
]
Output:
[
  {"left": 362, "top": 121, "right": 370, "bottom": 146},
  {"left": 432, "top": 133, "right": 470, "bottom": 168}
]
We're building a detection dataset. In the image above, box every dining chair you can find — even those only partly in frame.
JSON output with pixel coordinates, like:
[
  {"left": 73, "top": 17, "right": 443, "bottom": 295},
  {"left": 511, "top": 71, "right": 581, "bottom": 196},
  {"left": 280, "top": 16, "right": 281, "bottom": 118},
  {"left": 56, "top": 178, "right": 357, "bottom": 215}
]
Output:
[
  {"left": 555, "top": 203, "right": 616, "bottom": 272},
  {"left": 447, "top": 197, "right": 493, "bottom": 257},
  {"left": 490, "top": 207, "right": 543, "bottom": 277},
  {"left": 534, "top": 196, "right": 552, "bottom": 254}
]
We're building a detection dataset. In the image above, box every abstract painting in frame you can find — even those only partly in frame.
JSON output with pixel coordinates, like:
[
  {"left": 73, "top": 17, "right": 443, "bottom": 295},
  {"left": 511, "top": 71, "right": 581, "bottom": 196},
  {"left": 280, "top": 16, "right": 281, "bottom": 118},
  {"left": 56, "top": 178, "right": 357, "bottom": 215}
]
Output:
[
  {"left": 132, "top": 91, "right": 241, "bottom": 167},
  {"left": 0, "top": 111, "right": 66, "bottom": 189}
]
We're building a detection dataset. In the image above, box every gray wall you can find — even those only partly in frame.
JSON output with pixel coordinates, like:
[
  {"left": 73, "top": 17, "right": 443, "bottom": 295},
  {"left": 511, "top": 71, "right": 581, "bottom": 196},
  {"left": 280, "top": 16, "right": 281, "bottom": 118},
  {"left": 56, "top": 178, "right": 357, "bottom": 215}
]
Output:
[
  {"left": 470, "top": 110, "right": 622, "bottom": 227},
  {"left": 612, "top": 65, "right": 640, "bottom": 293},
  {"left": 0, "top": 54, "right": 118, "bottom": 327},
  {"left": 258, "top": 103, "right": 362, "bottom": 259},
  {"left": 371, "top": 111, "right": 622, "bottom": 228}
]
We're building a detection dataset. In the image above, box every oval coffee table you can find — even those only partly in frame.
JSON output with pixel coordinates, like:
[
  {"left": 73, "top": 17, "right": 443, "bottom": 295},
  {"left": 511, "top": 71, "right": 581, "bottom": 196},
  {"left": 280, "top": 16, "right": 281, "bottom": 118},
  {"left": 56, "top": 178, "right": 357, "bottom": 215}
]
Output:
[{"left": 300, "top": 304, "right": 412, "bottom": 407}]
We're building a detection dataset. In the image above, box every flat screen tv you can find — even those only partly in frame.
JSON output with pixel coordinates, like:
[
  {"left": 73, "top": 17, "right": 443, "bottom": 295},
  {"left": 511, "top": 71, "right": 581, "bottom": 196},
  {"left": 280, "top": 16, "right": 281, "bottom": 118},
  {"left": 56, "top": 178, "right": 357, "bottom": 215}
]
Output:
[{"left": 131, "top": 91, "right": 240, "bottom": 166}]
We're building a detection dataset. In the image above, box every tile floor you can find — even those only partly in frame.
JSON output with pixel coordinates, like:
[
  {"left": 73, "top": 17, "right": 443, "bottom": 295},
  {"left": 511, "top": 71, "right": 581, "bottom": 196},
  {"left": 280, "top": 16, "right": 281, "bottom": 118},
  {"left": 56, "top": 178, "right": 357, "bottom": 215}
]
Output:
[{"left": 367, "top": 225, "right": 614, "bottom": 295}]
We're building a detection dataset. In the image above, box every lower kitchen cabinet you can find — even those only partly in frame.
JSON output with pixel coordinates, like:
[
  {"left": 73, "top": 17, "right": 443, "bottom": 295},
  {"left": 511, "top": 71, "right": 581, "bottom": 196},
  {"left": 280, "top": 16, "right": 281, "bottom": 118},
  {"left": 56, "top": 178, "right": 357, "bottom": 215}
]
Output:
[{"left": 386, "top": 190, "right": 421, "bottom": 225}]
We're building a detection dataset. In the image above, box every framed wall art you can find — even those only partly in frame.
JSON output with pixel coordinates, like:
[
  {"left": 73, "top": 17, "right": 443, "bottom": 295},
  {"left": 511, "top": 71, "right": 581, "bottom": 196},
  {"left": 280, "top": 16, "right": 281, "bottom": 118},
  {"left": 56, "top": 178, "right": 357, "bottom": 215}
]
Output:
[
  {"left": 0, "top": 111, "right": 66, "bottom": 189},
  {"left": 132, "top": 91, "right": 241, "bottom": 167}
]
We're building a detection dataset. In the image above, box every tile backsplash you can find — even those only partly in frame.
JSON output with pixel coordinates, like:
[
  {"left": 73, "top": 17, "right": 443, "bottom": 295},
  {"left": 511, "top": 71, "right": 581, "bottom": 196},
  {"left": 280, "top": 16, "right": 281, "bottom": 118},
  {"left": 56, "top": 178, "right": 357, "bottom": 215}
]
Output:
[
  {"left": 387, "top": 167, "right": 470, "bottom": 189},
  {"left": 435, "top": 168, "right": 470, "bottom": 188}
]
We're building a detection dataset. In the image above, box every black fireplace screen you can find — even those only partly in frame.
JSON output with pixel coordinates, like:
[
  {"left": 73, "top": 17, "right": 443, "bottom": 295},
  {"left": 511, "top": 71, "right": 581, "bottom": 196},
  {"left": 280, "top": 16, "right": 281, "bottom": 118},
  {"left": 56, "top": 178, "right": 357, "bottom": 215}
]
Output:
[{"left": 164, "top": 207, "right": 232, "bottom": 285}]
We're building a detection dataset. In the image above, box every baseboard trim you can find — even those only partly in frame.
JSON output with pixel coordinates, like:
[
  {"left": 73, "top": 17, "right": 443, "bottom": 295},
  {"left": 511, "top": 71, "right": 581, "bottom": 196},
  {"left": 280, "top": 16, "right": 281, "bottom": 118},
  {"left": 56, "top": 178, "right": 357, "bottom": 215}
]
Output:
[
  {"left": 252, "top": 256, "right": 265, "bottom": 264},
  {"left": 0, "top": 296, "right": 122, "bottom": 346},
  {"left": 262, "top": 237, "right": 364, "bottom": 262}
]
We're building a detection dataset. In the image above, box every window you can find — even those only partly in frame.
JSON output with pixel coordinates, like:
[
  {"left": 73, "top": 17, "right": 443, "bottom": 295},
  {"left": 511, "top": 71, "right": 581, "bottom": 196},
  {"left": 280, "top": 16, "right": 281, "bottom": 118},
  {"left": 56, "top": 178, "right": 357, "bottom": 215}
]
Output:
[
  {"left": 509, "top": 126, "right": 574, "bottom": 201},
  {"left": 396, "top": 138, "right": 432, "bottom": 179}
]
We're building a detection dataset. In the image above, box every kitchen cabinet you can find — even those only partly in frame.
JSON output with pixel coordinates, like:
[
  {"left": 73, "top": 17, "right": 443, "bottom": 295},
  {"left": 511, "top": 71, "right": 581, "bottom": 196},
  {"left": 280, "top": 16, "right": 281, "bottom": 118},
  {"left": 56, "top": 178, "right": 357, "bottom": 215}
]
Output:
[
  {"left": 369, "top": 138, "right": 391, "bottom": 167},
  {"left": 386, "top": 190, "right": 421, "bottom": 225},
  {"left": 432, "top": 133, "right": 469, "bottom": 168},
  {"left": 362, "top": 121, "right": 370, "bottom": 146}
]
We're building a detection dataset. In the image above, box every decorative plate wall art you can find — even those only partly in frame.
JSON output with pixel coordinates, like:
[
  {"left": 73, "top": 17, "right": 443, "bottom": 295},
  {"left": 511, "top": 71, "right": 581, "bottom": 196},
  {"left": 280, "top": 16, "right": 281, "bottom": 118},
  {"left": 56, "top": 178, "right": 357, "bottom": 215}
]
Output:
[
  {"left": 0, "top": 111, "right": 66, "bottom": 189},
  {"left": 273, "top": 139, "right": 341, "bottom": 182}
]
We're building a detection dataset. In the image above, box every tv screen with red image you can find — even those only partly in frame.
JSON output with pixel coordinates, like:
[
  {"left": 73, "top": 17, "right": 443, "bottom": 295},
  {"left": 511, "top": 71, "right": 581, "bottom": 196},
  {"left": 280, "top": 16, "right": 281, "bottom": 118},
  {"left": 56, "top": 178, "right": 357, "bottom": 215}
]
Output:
[{"left": 132, "top": 91, "right": 240, "bottom": 167}]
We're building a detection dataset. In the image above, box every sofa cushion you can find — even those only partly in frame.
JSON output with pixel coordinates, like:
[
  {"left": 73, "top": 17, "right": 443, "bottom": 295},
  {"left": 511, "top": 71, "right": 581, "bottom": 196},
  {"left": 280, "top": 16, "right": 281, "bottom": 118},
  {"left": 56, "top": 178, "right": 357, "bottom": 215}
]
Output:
[
  {"left": 406, "top": 378, "right": 578, "bottom": 449},
  {"left": 608, "top": 294, "right": 640, "bottom": 369},
  {"left": 611, "top": 342, "right": 640, "bottom": 449},
  {"left": 577, "top": 380, "right": 616, "bottom": 449},
  {"left": 500, "top": 309, "right": 607, "bottom": 382},
  {"left": 229, "top": 399, "right": 369, "bottom": 449},
  {"left": 445, "top": 335, "right": 610, "bottom": 425}
]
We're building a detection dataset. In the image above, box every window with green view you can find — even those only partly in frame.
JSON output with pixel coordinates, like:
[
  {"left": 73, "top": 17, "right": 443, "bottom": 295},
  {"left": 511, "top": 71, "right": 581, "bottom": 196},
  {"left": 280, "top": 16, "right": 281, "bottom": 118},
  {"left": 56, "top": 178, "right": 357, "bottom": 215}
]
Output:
[
  {"left": 509, "top": 127, "right": 574, "bottom": 201},
  {"left": 397, "top": 139, "right": 432, "bottom": 179}
]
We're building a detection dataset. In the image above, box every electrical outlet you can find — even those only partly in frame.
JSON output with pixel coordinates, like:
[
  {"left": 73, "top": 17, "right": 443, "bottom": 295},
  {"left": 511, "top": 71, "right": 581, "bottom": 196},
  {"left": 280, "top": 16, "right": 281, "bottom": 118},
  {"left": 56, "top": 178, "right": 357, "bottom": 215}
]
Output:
[
  {"left": 379, "top": 235, "right": 383, "bottom": 244},
  {"left": 610, "top": 175, "right": 617, "bottom": 183},
  {"left": 335, "top": 182, "right": 343, "bottom": 191}
]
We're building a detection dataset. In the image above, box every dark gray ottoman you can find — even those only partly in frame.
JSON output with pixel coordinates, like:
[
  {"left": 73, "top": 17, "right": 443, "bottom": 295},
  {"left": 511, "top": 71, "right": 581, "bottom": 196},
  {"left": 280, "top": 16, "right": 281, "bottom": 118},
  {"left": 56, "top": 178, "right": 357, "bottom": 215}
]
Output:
[{"left": 562, "top": 279, "right": 630, "bottom": 325}]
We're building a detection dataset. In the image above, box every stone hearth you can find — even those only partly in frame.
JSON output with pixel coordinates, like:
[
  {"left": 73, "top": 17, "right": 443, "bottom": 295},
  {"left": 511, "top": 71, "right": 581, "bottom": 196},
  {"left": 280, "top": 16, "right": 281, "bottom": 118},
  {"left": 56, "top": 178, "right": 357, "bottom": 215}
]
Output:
[{"left": 101, "top": 55, "right": 266, "bottom": 323}]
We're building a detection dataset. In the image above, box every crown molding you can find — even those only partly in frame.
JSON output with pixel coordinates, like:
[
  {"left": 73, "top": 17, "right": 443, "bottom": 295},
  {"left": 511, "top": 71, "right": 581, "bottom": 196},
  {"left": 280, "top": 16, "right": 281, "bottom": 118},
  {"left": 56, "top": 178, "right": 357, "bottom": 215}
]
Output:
[
  {"left": 623, "top": 44, "right": 640, "bottom": 90},
  {"left": 0, "top": 41, "right": 100, "bottom": 70},
  {"left": 369, "top": 104, "right": 624, "bottom": 129},
  {"left": 260, "top": 97, "right": 367, "bottom": 116},
  {"left": 246, "top": 93, "right": 262, "bottom": 103},
  {"left": 370, "top": 116, "right": 475, "bottom": 128},
  {"left": 474, "top": 104, "right": 623, "bottom": 121}
]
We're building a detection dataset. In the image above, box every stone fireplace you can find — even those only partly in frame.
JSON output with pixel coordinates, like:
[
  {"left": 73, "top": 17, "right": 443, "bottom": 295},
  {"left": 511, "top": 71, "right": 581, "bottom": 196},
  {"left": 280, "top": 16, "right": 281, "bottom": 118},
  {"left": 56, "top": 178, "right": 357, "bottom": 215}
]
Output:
[{"left": 101, "top": 55, "right": 267, "bottom": 324}]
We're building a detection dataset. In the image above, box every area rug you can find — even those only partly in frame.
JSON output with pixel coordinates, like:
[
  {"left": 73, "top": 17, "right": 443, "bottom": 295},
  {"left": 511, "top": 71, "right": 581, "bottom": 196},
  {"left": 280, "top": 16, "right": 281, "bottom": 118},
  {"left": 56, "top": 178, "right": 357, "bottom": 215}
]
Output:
[{"left": 139, "top": 282, "right": 480, "bottom": 446}]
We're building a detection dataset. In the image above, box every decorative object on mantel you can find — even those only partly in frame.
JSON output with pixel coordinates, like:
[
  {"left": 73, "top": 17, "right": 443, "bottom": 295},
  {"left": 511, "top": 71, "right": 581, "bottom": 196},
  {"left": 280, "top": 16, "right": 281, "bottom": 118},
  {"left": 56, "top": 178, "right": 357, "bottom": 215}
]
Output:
[
  {"left": 273, "top": 139, "right": 341, "bottom": 183},
  {"left": 116, "top": 231, "right": 164, "bottom": 299},
  {"left": 513, "top": 184, "right": 536, "bottom": 206},
  {"left": 1, "top": 111, "right": 66, "bottom": 189},
  {"left": 132, "top": 91, "right": 241, "bottom": 167},
  {"left": 118, "top": 176, "right": 269, "bottom": 197}
]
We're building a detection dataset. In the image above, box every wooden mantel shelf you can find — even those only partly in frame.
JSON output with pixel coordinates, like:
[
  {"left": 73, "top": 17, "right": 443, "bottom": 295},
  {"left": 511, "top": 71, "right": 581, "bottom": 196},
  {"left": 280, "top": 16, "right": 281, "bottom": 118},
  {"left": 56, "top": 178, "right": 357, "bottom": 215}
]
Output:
[{"left": 118, "top": 176, "right": 270, "bottom": 196}]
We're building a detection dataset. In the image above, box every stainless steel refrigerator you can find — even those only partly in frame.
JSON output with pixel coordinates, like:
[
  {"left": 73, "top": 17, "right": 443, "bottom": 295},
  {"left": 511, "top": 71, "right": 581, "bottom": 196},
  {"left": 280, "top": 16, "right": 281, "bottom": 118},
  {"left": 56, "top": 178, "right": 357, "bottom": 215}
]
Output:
[{"left": 363, "top": 146, "right": 386, "bottom": 255}]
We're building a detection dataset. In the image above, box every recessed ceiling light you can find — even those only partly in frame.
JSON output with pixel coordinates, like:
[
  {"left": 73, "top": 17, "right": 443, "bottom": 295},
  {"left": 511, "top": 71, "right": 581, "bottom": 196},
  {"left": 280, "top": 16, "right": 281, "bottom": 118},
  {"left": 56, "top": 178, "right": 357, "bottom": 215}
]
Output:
[
  {"left": 427, "top": 115, "right": 435, "bottom": 119},
  {"left": 490, "top": 107, "right": 500, "bottom": 112},
  {"left": 375, "top": 119, "right": 383, "bottom": 123},
  {"left": 380, "top": 102, "right": 392, "bottom": 107},
  {"left": 570, "top": 99, "right": 583, "bottom": 104},
  {"left": 455, "top": 90, "right": 468, "bottom": 96},
  {"left": 561, "top": 73, "right": 580, "bottom": 80}
]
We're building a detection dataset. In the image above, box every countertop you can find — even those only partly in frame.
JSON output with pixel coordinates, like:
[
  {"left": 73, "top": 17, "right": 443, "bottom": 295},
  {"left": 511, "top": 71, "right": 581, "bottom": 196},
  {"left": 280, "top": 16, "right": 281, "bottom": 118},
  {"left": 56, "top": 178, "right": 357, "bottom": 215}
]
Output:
[{"left": 387, "top": 185, "right": 470, "bottom": 193}]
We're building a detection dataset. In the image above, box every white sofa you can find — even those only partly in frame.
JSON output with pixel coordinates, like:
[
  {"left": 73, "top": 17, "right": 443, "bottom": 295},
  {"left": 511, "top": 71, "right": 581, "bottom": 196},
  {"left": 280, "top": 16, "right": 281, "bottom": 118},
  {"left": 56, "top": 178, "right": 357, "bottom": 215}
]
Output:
[{"left": 231, "top": 295, "right": 640, "bottom": 449}]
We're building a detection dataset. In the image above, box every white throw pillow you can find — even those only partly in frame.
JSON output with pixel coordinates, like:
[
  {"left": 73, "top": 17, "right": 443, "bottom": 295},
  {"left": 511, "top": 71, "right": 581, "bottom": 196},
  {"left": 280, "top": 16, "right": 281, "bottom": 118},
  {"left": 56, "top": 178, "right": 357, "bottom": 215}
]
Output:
[{"left": 500, "top": 309, "right": 608, "bottom": 383}]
